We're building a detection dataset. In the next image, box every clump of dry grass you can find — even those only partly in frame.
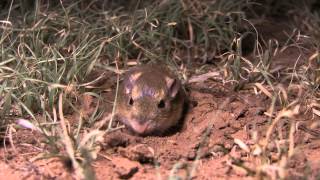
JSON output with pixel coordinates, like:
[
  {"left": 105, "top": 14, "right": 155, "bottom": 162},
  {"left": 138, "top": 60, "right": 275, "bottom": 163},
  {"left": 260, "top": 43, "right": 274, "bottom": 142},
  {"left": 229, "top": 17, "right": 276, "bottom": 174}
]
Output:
[
  {"left": 220, "top": 3, "right": 320, "bottom": 177},
  {"left": 229, "top": 83, "right": 301, "bottom": 179}
]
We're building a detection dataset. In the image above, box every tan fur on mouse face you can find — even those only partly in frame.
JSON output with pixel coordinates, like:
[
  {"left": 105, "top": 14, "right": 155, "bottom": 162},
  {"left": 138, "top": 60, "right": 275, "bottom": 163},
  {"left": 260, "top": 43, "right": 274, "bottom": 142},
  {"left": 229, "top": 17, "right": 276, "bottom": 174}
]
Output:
[{"left": 116, "top": 64, "right": 185, "bottom": 136}]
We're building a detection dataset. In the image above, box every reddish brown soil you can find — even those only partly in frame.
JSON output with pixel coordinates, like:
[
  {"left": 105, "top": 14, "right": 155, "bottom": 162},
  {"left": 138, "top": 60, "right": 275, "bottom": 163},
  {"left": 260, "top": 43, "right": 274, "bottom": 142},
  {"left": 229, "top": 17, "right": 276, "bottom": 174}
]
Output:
[{"left": 1, "top": 20, "right": 320, "bottom": 180}]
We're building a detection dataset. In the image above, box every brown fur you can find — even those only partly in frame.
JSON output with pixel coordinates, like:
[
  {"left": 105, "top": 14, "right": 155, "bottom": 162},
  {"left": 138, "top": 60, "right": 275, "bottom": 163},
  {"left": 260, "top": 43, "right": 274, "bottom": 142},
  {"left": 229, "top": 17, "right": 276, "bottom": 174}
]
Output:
[{"left": 116, "top": 64, "right": 186, "bottom": 136}]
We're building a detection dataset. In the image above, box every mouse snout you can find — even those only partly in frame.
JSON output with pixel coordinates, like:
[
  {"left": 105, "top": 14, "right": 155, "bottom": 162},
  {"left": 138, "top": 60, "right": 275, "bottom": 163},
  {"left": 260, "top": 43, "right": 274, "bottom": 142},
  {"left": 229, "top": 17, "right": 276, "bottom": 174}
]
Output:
[{"left": 130, "top": 119, "right": 150, "bottom": 134}]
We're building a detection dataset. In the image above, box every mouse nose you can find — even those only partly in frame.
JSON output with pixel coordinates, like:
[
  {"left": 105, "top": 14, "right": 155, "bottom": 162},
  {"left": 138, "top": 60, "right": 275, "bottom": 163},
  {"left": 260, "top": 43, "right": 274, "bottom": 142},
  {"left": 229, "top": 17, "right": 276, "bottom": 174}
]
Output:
[{"left": 130, "top": 119, "right": 149, "bottom": 134}]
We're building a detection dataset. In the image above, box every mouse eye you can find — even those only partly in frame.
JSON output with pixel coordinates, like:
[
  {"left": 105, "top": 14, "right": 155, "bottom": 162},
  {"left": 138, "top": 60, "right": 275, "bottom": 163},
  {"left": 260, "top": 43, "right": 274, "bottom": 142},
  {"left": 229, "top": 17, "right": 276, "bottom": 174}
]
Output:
[
  {"left": 158, "top": 99, "right": 165, "bottom": 109},
  {"left": 128, "top": 97, "right": 134, "bottom": 106}
]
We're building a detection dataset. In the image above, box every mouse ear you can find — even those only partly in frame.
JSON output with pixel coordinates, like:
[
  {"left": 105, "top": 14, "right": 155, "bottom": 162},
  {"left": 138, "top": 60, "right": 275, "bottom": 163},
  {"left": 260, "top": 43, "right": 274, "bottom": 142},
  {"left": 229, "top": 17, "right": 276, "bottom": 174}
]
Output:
[
  {"left": 124, "top": 71, "right": 142, "bottom": 94},
  {"left": 165, "top": 76, "right": 180, "bottom": 98}
]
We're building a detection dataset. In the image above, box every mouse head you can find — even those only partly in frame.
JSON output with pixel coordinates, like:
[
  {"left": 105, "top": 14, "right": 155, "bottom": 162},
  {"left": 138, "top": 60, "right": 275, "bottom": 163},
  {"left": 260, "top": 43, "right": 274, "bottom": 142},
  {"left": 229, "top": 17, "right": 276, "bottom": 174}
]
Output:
[{"left": 117, "top": 66, "right": 183, "bottom": 135}]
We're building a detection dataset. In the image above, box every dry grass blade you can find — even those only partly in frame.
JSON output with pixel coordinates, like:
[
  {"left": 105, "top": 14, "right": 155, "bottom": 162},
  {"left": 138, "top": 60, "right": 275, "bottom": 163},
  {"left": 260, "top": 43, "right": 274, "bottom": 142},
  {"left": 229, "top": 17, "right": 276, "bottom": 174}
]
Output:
[
  {"left": 188, "top": 72, "right": 220, "bottom": 83},
  {"left": 288, "top": 120, "right": 296, "bottom": 157},
  {"left": 187, "top": 122, "right": 214, "bottom": 180},
  {"left": 263, "top": 104, "right": 300, "bottom": 150},
  {"left": 234, "top": 138, "right": 250, "bottom": 153},
  {"left": 297, "top": 124, "right": 320, "bottom": 138},
  {"left": 312, "top": 108, "right": 320, "bottom": 117},
  {"left": 255, "top": 83, "right": 272, "bottom": 98},
  {"left": 58, "top": 93, "right": 95, "bottom": 179}
]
